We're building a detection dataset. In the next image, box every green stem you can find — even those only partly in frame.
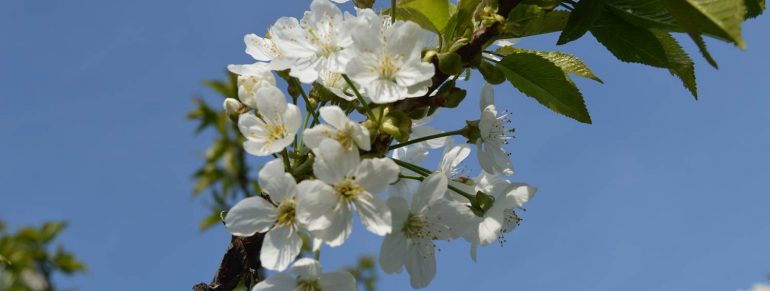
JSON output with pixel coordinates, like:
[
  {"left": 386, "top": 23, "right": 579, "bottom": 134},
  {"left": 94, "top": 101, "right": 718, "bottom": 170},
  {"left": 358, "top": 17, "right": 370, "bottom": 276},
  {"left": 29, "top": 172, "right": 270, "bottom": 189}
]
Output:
[
  {"left": 388, "top": 129, "right": 465, "bottom": 151},
  {"left": 399, "top": 174, "right": 424, "bottom": 181},
  {"left": 391, "top": 0, "right": 397, "bottom": 23},
  {"left": 392, "top": 159, "right": 476, "bottom": 201},
  {"left": 342, "top": 74, "right": 376, "bottom": 123},
  {"left": 281, "top": 149, "right": 292, "bottom": 172}
]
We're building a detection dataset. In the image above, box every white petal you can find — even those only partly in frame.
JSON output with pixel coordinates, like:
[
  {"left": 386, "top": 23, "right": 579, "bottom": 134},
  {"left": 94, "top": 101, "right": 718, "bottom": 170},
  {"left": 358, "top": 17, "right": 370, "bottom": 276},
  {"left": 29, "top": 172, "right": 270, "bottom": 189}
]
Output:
[
  {"left": 301, "top": 124, "right": 337, "bottom": 150},
  {"left": 291, "top": 258, "right": 322, "bottom": 281},
  {"left": 315, "top": 203, "right": 353, "bottom": 246},
  {"left": 379, "top": 232, "right": 407, "bottom": 274},
  {"left": 480, "top": 83, "right": 495, "bottom": 111},
  {"left": 225, "top": 197, "right": 277, "bottom": 236},
  {"left": 319, "top": 272, "right": 357, "bottom": 291},
  {"left": 405, "top": 244, "right": 436, "bottom": 289},
  {"left": 477, "top": 214, "right": 503, "bottom": 246},
  {"left": 500, "top": 183, "right": 537, "bottom": 209},
  {"left": 258, "top": 159, "right": 296, "bottom": 203},
  {"left": 354, "top": 192, "right": 392, "bottom": 236},
  {"left": 296, "top": 180, "right": 337, "bottom": 230},
  {"left": 282, "top": 104, "right": 302, "bottom": 135},
  {"left": 255, "top": 86, "right": 288, "bottom": 117},
  {"left": 439, "top": 144, "right": 471, "bottom": 174},
  {"left": 351, "top": 123, "right": 371, "bottom": 151},
  {"left": 355, "top": 158, "right": 400, "bottom": 194},
  {"left": 478, "top": 105, "right": 498, "bottom": 137},
  {"left": 319, "top": 105, "right": 348, "bottom": 129},
  {"left": 386, "top": 196, "right": 410, "bottom": 227},
  {"left": 243, "top": 139, "right": 273, "bottom": 156},
  {"left": 244, "top": 34, "right": 277, "bottom": 62},
  {"left": 477, "top": 142, "right": 498, "bottom": 176},
  {"left": 312, "top": 139, "right": 360, "bottom": 184},
  {"left": 251, "top": 272, "right": 295, "bottom": 291},
  {"left": 261, "top": 225, "right": 302, "bottom": 271},
  {"left": 411, "top": 173, "right": 448, "bottom": 214}
]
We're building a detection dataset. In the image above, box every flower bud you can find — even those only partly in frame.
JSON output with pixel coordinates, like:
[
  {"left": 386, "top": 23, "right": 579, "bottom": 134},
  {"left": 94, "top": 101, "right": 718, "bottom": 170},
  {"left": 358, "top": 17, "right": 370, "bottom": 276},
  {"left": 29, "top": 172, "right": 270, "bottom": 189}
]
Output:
[
  {"left": 438, "top": 52, "right": 464, "bottom": 75},
  {"left": 223, "top": 98, "right": 245, "bottom": 120},
  {"left": 381, "top": 109, "right": 412, "bottom": 143}
]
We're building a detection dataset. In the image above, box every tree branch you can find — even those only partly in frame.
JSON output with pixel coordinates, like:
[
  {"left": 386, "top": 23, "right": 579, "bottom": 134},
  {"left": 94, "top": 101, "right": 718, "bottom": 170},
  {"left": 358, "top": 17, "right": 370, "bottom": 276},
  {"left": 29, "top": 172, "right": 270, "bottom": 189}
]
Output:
[
  {"left": 393, "top": 0, "right": 522, "bottom": 112},
  {"left": 193, "top": 234, "right": 265, "bottom": 291}
]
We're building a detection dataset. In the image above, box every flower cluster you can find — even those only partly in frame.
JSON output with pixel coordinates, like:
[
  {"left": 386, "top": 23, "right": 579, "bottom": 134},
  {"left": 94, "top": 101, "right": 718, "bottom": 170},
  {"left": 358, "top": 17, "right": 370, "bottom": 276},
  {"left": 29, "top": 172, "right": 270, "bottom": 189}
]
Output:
[{"left": 221, "top": 0, "right": 536, "bottom": 289}]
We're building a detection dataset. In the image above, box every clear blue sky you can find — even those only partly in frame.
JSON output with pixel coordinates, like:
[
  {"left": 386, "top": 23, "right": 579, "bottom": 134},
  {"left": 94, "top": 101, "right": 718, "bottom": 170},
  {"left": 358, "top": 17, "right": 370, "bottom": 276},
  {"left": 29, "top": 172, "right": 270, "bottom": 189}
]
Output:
[{"left": 1, "top": 1, "right": 768, "bottom": 290}]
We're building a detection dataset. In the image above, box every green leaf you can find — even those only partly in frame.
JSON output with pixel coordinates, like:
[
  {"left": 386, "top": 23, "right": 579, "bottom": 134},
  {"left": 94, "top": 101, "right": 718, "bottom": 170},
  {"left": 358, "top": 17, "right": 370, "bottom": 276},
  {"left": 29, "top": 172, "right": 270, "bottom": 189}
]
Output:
[
  {"left": 504, "top": 6, "right": 570, "bottom": 37},
  {"left": 605, "top": 0, "right": 681, "bottom": 30},
  {"left": 53, "top": 249, "right": 87, "bottom": 274},
  {"left": 663, "top": 0, "right": 746, "bottom": 48},
  {"left": 591, "top": 13, "right": 699, "bottom": 97},
  {"left": 397, "top": 0, "right": 452, "bottom": 32},
  {"left": 652, "top": 31, "right": 698, "bottom": 98},
  {"left": 444, "top": 0, "right": 479, "bottom": 42},
  {"left": 590, "top": 13, "right": 669, "bottom": 67},
  {"left": 497, "top": 47, "right": 603, "bottom": 83},
  {"left": 558, "top": 0, "right": 607, "bottom": 45},
  {"left": 199, "top": 211, "right": 224, "bottom": 231},
  {"left": 745, "top": 0, "right": 765, "bottom": 18},
  {"left": 496, "top": 52, "right": 592, "bottom": 123}
]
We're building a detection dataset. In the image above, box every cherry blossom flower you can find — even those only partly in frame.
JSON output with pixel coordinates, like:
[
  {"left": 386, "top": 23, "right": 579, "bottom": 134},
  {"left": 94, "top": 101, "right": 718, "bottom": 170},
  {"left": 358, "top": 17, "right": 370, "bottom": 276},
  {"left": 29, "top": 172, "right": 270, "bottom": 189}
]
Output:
[
  {"left": 477, "top": 83, "right": 514, "bottom": 176},
  {"left": 238, "top": 86, "right": 301, "bottom": 156},
  {"left": 296, "top": 139, "right": 399, "bottom": 246},
  {"left": 345, "top": 9, "right": 435, "bottom": 103},
  {"left": 302, "top": 106, "right": 371, "bottom": 151},
  {"left": 224, "top": 160, "right": 303, "bottom": 271},
  {"left": 227, "top": 63, "right": 277, "bottom": 109},
  {"left": 380, "top": 173, "right": 457, "bottom": 289},
  {"left": 268, "top": 0, "right": 354, "bottom": 83}
]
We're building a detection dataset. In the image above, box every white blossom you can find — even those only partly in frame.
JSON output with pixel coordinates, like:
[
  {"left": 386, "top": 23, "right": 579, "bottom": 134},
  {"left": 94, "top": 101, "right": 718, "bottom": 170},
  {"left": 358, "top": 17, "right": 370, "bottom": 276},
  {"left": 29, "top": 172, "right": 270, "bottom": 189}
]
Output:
[
  {"left": 252, "top": 258, "right": 356, "bottom": 291},
  {"left": 268, "top": 0, "right": 354, "bottom": 83},
  {"left": 238, "top": 86, "right": 301, "bottom": 156},
  {"left": 380, "top": 173, "right": 457, "bottom": 289},
  {"left": 345, "top": 9, "right": 435, "bottom": 104},
  {"left": 224, "top": 160, "right": 303, "bottom": 271},
  {"left": 296, "top": 139, "right": 399, "bottom": 246},
  {"left": 477, "top": 83, "right": 514, "bottom": 176},
  {"left": 302, "top": 105, "right": 371, "bottom": 151},
  {"left": 461, "top": 172, "right": 536, "bottom": 248},
  {"left": 747, "top": 284, "right": 770, "bottom": 291},
  {"left": 227, "top": 63, "right": 277, "bottom": 109}
]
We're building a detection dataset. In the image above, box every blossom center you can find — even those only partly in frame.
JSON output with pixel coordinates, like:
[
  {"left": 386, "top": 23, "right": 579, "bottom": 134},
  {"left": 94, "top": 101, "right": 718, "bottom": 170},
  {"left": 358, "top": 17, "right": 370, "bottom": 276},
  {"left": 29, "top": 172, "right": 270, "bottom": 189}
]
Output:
[
  {"left": 335, "top": 179, "right": 363, "bottom": 202},
  {"left": 377, "top": 55, "right": 401, "bottom": 80},
  {"left": 403, "top": 213, "right": 437, "bottom": 240},
  {"left": 263, "top": 122, "right": 287, "bottom": 143},
  {"left": 275, "top": 199, "right": 296, "bottom": 226}
]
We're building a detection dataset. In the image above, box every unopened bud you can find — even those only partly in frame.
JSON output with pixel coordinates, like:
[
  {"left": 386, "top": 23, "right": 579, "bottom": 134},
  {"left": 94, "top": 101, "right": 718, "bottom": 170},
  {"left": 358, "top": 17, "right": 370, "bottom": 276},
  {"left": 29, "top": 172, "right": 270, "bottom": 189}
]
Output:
[
  {"left": 438, "top": 52, "right": 464, "bottom": 75},
  {"left": 223, "top": 98, "right": 245, "bottom": 120}
]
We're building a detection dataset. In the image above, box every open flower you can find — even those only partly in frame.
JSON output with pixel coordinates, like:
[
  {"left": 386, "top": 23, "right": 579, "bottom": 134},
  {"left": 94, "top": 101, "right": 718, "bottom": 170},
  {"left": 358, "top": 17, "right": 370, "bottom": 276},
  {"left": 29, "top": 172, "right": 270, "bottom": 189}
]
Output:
[
  {"left": 477, "top": 83, "right": 514, "bottom": 176},
  {"left": 302, "top": 106, "right": 371, "bottom": 151},
  {"left": 461, "top": 172, "right": 536, "bottom": 249},
  {"left": 238, "top": 86, "right": 301, "bottom": 156},
  {"left": 224, "top": 159, "right": 302, "bottom": 271},
  {"left": 296, "top": 139, "right": 399, "bottom": 246},
  {"left": 345, "top": 9, "right": 435, "bottom": 103},
  {"left": 380, "top": 173, "right": 455, "bottom": 289},
  {"left": 268, "top": 0, "right": 354, "bottom": 83},
  {"left": 253, "top": 258, "right": 356, "bottom": 291}
]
